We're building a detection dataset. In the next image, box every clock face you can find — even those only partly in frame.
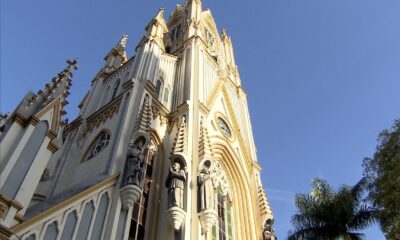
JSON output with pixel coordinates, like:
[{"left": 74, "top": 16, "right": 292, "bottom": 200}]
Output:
[{"left": 217, "top": 117, "right": 232, "bottom": 138}]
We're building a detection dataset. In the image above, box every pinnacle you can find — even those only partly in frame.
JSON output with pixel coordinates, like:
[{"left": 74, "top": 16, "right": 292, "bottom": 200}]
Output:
[
  {"left": 133, "top": 95, "right": 152, "bottom": 133},
  {"left": 199, "top": 119, "right": 213, "bottom": 159},
  {"left": 172, "top": 116, "right": 188, "bottom": 156}
]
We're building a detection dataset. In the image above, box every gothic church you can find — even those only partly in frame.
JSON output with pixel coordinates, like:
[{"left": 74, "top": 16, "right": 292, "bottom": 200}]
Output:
[{"left": 0, "top": 1, "right": 275, "bottom": 239}]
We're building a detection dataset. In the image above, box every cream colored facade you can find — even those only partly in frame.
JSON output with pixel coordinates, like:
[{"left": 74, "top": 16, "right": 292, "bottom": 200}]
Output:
[{"left": 0, "top": 1, "right": 275, "bottom": 239}]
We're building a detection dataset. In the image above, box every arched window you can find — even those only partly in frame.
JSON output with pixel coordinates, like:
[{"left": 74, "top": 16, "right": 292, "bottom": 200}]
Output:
[
  {"left": 163, "top": 87, "right": 170, "bottom": 104},
  {"left": 213, "top": 188, "right": 233, "bottom": 240},
  {"left": 43, "top": 221, "right": 58, "bottom": 240},
  {"left": 111, "top": 79, "right": 121, "bottom": 100},
  {"left": 211, "top": 162, "right": 234, "bottom": 240},
  {"left": 129, "top": 138, "right": 158, "bottom": 240},
  {"left": 155, "top": 80, "right": 162, "bottom": 98},
  {"left": 82, "top": 131, "right": 111, "bottom": 162}
]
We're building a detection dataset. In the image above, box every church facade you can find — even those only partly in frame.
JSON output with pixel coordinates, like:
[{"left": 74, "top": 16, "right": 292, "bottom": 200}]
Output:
[{"left": 0, "top": 1, "right": 275, "bottom": 239}]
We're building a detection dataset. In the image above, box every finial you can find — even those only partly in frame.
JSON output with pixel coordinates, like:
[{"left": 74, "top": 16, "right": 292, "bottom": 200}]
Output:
[
  {"left": 222, "top": 28, "right": 228, "bottom": 37},
  {"left": 118, "top": 35, "right": 128, "bottom": 48},
  {"left": 66, "top": 58, "right": 79, "bottom": 71}
]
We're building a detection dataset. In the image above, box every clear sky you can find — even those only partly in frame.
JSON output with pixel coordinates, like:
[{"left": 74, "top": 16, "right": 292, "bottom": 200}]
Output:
[{"left": 1, "top": 0, "right": 399, "bottom": 239}]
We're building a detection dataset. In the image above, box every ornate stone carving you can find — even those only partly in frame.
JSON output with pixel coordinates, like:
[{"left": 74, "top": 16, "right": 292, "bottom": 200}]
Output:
[
  {"left": 166, "top": 206, "right": 186, "bottom": 231},
  {"left": 122, "top": 136, "right": 146, "bottom": 187},
  {"left": 198, "top": 161, "right": 214, "bottom": 210},
  {"left": 120, "top": 136, "right": 147, "bottom": 210},
  {"left": 133, "top": 95, "right": 152, "bottom": 133},
  {"left": 197, "top": 160, "right": 218, "bottom": 235},
  {"left": 262, "top": 218, "right": 276, "bottom": 240},
  {"left": 120, "top": 185, "right": 142, "bottom": 211},
  {"left": 199, "top": 208, "right": 218, "bottom": 235},
  {"left": 86, "top": 96, "right": 122, "bottom": 134},
  {"left": 165, "top": 161, "right": 186, "bottom": 208}
]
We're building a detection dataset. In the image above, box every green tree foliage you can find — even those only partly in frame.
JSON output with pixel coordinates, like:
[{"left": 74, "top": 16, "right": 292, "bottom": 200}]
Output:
[
  {"left": 363, "top": 119, "right": 400, "bottom": 239},
  {"left": 288, "top": 178, "right": 375, "bottom": 240}
]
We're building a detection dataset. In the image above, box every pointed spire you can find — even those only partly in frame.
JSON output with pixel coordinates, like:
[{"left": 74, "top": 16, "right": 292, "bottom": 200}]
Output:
[
  {"left": 145, "top": 8, "right": 168, "bottom": 34},
  {"left": 172, "top": 116, "right": 188, "bottom": 156},
  {"left": 133, "top": 95, "right": 152, "bottom": 133},
  {"left": 199, "top": 118, "right": 213, "bottom": 160},
  {"left": 42, "top": 58, "right": 77, "bottom": 107}
]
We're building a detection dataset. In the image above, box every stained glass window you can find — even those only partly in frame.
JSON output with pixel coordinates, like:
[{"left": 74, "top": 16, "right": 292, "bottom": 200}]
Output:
[{"left": 212, "top": 187, "right": 233, "bottom": 240}]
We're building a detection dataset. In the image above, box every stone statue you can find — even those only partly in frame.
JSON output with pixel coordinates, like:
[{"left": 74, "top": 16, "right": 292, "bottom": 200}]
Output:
[
  {"left": 262, "top": 219, "right": 274, "bottom": 240},
  {"left": 165, "top": 162, "right": 186, "bottom": 208},
  {"left": 124, "top": 137, "right": 146, "bottom": 187},
  {"left": 198, "top": 163, "right": 215, "bottom": 210},
  {"left": 118, "top": 35, "right": 128, "bottom": 48}
]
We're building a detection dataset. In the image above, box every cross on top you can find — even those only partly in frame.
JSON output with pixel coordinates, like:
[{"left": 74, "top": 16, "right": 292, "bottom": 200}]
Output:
[{"left": 66, "top": 58, "right": 78, "bottom": 71}]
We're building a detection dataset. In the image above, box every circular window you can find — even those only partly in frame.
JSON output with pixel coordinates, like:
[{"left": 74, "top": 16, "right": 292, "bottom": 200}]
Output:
[{"left": 217, "top": 117, "right": 232, "bottom": 138}]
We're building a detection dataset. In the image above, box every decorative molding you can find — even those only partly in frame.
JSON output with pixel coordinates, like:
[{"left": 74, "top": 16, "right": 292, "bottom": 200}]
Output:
[
  {"left": 85, "top": 95, "right": 123, "bottom": 134},
  {"left": 221, "top": 86, "right": 252, "bottom": 173},
  {"left": 47, "top": 142, "right": 59, "bottom": 153},
  {"left": 199, "top": 209, "right": 218, "bottom": 235},
  {"left": 0, "top": 193, "right": 23, "bottom": 212},
  {"left": 166, "top": 206, "right": 186, "bottom": 231},
  {"left": 12, "top": 113, "right": 28, "bottom": 128},
  {"left": 11, "top": 174, "right": 119, "bottom": 233},
  {"left": 120, "top": 185, "right": 142, "bottom": 211}
]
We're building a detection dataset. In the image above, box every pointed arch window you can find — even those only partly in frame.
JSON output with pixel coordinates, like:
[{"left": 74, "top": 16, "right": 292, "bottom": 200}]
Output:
[
  {"left": 212, "top": 188, "right": 233, "bottom": 240},
  {"left": 211, "top": 162, "right": 234, "bottom": 240},
  {"left": 82, "top": 131, "right": 111, "bottom": 162},
  {"left": 111, "top": 79, "right": 121, "bottom": 99},
  {"left": 129, "top": 138, "right": 159, "bottom": 240},
  {"left": 155, "top": 80, "right": 162, "bottom": 98}
]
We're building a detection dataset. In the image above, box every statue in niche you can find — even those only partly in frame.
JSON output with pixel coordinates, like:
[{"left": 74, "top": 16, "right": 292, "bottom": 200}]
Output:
[
  {"left": 198, "top": 161, "right": 215, "bottom": 210},
  {"left": 124, "top": 136, "right": 146, "bottom": 187},
  {"left": 165, "top": 161, "right": 186, "bottom": 208},
  {"left": 262, "top": 219, "right": 274, "bottom": 240}
]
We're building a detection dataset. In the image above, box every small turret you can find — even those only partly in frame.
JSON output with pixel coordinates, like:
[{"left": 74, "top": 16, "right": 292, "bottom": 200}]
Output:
[{"left": 140, "top": 8, "right": 168, "bottom": 51}]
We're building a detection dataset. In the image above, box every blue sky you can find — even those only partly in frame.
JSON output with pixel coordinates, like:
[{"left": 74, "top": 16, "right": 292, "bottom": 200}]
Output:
[{"left": 2, "top": 1, "right": 399, "bottom": 239}]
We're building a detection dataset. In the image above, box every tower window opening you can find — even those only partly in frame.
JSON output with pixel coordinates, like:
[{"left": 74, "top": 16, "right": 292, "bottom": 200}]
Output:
[{"left": 155, "top": 80, "right": 162, "bottom": 97}]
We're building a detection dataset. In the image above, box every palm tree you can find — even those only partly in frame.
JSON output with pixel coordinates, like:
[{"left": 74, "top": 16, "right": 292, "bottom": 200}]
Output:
[{"left": 287, "top": 178, "right": 376, "bottom": 240}]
